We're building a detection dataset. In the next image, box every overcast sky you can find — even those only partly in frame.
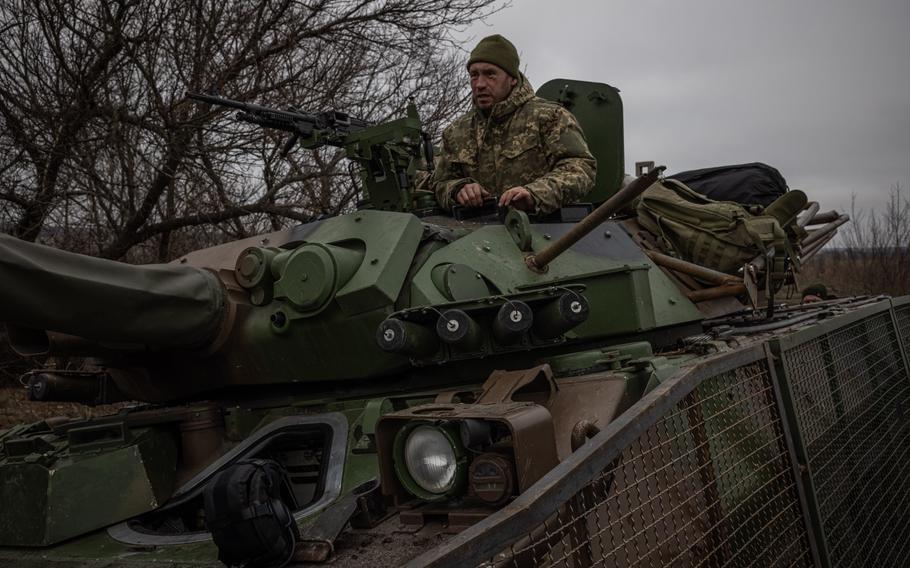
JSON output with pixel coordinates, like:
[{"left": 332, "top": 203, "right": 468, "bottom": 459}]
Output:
[{"left": 460, "top": 0, "right": 909, "bottom": 215}]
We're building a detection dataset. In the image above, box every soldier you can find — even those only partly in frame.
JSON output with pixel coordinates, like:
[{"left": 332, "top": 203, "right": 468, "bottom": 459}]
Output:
[
  {"left": 801, "top": 283, "right": 835, "bottom": 303},
  {"left": 432, "top": 35, "right": 596, "bottom": 216}
]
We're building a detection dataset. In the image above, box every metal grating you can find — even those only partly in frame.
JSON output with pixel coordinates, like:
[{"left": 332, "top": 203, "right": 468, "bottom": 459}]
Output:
[
  {"left": 780, "top": 311, "right": 910, "bottom": 567},
  {"left": 483, "top": 359, "right": 813, "bottom": 568},
  {"left": 896, "top": 304, "right": 910, "bottom": 362}
]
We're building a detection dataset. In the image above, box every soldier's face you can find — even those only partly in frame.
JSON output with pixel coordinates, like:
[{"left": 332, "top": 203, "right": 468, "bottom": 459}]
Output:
[{"left": 469, "top": 62, "right": 517, "bottom": 110}]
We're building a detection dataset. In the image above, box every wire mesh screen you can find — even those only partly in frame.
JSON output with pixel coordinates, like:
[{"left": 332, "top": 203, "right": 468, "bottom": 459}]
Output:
[
  {"left": 780, "top": 311, "right": 910, "bottom": 567},
  {"left": 484, "top": 359, "right": 813, "bottom": 568},
  {"left": 896, "top": 303, "right": 910, "bottom": 361}
]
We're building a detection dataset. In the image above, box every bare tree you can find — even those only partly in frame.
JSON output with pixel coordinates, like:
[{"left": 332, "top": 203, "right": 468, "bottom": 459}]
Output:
[
  {"left": 802, "top": 183, "right": 910, "bottom": 297},
  {"left": 0, "top": 0, "right": 498, "bottom": 261}
]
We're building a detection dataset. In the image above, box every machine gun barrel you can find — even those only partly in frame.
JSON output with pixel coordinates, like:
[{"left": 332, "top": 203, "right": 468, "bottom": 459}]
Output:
[
  {"left": 186, "top": 92, "right": 253, "bottom": 112},
  {"left": 186, "top": 91, "right": 370, "bottom": 140}
]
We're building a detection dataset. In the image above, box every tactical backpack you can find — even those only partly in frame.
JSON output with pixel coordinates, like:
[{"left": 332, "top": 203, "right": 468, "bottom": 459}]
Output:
[
  {"left": 204, "top": 459, "right": 299, "bottom": 568},
  {"left": 637, "top": 179, "right": 788, "bottom": 276}
]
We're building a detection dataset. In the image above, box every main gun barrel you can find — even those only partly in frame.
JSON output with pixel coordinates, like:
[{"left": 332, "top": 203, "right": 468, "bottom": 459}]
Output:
[
  {"left": 526, "top": 166, "right": 666, "bottom": 272},
  {"left": 0, "top": 234, "right": 225, "bottom": 350}
]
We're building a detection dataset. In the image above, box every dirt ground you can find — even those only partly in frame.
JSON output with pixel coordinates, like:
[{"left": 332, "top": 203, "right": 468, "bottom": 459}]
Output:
[{"left": 0, "top": 387, "right": 124, "bottom": 430}]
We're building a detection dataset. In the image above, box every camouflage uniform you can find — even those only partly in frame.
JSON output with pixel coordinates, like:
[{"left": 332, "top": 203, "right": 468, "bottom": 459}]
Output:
[{"left": 432, "top": 75, "right": 596, "bottom": 215}]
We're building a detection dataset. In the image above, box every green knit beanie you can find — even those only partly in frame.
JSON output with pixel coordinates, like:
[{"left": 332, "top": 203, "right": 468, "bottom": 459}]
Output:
[
  {"left": 468, "top": 35, "right": 520, "bottom": 78},
  {"left": 802, "top": 284, "right": 833, "bottom": 299}
]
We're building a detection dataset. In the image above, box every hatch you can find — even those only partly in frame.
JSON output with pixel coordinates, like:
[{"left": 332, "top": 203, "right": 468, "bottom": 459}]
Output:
[{"left": 537, "top": 79, "right": 624, "bottom": 204}]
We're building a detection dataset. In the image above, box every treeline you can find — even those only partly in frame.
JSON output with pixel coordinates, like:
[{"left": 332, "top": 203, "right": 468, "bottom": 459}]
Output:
[
  {"left": 800, "top": 184, "right": 910, "bottom": 297},
  {"left": 0, "top": 0, "right": 499, "bottom": 262}
]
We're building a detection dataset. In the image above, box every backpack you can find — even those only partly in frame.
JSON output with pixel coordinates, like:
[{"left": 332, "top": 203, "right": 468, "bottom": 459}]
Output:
[
  {"left": 204, "top": 459, "right": 299, "bottom": 568},
  {"left": 667, "top": 162, "right": 788, "bottom": 207},
  {"left": 637, "top": 179, "right": 788, "bottom": 276}
]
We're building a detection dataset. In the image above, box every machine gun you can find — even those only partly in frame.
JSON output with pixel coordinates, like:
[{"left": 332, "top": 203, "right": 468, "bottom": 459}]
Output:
[
  {"left": 187, "top": 92, "right": 434, "bottom": 212},
  {"left": 186, "top": 92, "right": 371, "bottom": 151}
]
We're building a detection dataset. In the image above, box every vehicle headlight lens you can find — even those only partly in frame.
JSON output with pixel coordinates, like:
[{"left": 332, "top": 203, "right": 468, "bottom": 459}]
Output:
[{"left": 404, "top": 425, "right": 457, "bottom": 494}]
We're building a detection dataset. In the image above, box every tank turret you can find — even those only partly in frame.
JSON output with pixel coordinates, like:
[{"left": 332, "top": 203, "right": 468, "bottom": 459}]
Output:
[{"left": 0, "top": 112, "right": 697, "bottom": 405}]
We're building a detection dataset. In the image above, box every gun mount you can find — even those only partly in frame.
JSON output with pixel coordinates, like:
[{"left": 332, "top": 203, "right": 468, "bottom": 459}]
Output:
[{"left": 188, "top": 92, "right": 435, "bottom": 212}]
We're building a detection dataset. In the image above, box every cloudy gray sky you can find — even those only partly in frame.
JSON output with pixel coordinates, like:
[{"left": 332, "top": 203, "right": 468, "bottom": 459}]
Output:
[{"left": 460, "top": 0, "right": 909, "bottom": 215}]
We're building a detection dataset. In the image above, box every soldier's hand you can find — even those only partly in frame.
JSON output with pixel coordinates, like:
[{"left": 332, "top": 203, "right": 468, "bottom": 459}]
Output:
[
  {"left": 499, "top": 186, "right": 534, "bottom": 212},
  {"left": 456, "top": 183, "right": 490, "bottom": 208}
]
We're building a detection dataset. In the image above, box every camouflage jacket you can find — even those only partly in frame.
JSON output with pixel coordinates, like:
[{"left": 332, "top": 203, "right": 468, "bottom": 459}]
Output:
[{"left": 432, "top": 76, "right": 596, "bottom": 215}]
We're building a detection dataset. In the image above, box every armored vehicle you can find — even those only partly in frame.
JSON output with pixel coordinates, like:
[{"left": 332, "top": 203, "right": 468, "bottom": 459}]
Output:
[{"left": 0, "top": 78, "right": 907, "bottom": 568}]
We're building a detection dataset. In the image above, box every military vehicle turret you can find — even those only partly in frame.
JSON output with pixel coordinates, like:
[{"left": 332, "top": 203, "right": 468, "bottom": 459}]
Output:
[{"left": 1, "top": 79, "right": 905, "bottom": 568}]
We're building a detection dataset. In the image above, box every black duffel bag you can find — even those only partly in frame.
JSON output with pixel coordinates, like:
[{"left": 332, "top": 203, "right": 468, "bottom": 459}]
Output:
[
  {"left": 204, "top": 459, "right": 299, "bottom": 568},
  {"left": 667, "top": 162, "right": 788, "bottom": 207}
]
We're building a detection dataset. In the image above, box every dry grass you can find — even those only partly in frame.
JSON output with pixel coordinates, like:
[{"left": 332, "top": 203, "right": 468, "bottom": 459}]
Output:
[
  {"left": 0, "top": 387, "right": 125, "bottom": 430},
  {"left": 800, "top": 249, "right": 910, "bottom": 298},
  {"left": 800, "top": 185, "right": 910, "bottom": 298}
]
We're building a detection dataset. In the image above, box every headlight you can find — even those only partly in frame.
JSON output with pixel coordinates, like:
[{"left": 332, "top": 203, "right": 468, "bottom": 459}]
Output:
[
  {"left": 393, "top": 423, "right": 467, "bottom": 501},
  {"left": 405, "top": 426, "right": 457, "bottom": 493}
]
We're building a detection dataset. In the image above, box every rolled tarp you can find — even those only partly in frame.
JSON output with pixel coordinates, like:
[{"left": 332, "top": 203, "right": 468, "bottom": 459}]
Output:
[{"left": 0, "top": 233, "right": 224, "bottom": 349}]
